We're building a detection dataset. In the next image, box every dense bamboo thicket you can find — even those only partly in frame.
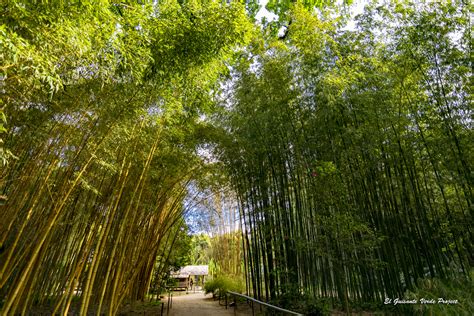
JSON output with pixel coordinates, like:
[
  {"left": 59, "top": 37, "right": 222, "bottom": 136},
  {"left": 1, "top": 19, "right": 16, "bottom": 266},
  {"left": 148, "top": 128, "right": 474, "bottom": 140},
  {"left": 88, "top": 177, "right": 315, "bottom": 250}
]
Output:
[
  {"left": 186, "top": 189, "right": 244, "bottom": 279},
  {"left": 207, "top": 193, "right": 244, "bottom": 279},
  {"left": 216, "top": 1, "right": 472, "bottom": 312},
  {"left": 0, "top": 1, "right": 251, "bottom": 314},
  {"left": 1, "top": 0, "right": 472, "bottom": 314}
]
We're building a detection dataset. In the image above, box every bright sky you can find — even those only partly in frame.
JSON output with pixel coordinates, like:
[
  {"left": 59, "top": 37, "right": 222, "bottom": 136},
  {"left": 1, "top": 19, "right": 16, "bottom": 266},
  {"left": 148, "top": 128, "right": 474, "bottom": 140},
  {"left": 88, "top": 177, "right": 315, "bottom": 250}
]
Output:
[
  {"left": 255, "top": 0, "right": 368, "bottom": 29},
  {"left": 255, "top": 0, "right": 278, "bottom": 22}
]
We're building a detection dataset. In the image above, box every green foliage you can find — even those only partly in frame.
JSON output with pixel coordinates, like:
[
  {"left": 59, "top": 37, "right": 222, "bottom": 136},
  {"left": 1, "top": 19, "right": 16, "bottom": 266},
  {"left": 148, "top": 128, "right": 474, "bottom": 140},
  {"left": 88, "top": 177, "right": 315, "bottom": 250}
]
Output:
[
  {"left": 0, "top": 0, "right": 253, "bottom": 314},
  {"left": 147, "top": 300, "right": 162, "bottom": 307},
  {"left": 1, "top": 0, "right": 471, "bottom": 314},
  {"left": 167, "top": 225, "right": 193, "bottom": 271},
  {"left": 270, "top": 283, "right": 331, "bottom": 315},
  {"left": 266, "top": 0, "right": 353, "bottom": 17},
  {"left": 203, "top": 275, "right": 243, "bottom": 297},
  {"left": 189, "top": 234, "right": 211, "bottom": 265},
  {"left": 203, "top": 278, "right": 220, "bottom": 295},
  {"left": 0, "top": 107, "right": 17, "bottom": 166},
  {"left": 215, "top": 0, "right": 471, "bottom": 312},
  {"left": 403, "top": 269, "right": 473, "bottom": 316},
  {"left": 290, "top": 297, "right": 331, "bottom": 316}
]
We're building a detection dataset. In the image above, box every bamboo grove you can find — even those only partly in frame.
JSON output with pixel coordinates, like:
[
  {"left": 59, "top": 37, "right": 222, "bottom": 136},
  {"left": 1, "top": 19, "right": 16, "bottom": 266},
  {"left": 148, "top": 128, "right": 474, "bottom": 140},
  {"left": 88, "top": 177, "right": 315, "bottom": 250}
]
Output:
[
  {"left": 184, "top": 187, "right": 246, "bottom": 282},
  {"left": 1, "top": 0, "right": 472, "bottom": 314},
  {"left": 215, "top": 1, "right": 472, "bottom": 312},
  {"left": 204, "top": 192, "right": 244, "bottom": 279},
  {"left": 0, "top": 1, "right": 251, "bottom": 314}
]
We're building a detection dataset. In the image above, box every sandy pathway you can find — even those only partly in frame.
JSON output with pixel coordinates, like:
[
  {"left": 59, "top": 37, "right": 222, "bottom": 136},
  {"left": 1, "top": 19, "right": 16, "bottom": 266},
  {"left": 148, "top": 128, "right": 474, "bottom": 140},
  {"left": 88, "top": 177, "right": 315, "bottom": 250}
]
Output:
[{"left": 167, "top": 292, "right": 252, "bottom": 316}]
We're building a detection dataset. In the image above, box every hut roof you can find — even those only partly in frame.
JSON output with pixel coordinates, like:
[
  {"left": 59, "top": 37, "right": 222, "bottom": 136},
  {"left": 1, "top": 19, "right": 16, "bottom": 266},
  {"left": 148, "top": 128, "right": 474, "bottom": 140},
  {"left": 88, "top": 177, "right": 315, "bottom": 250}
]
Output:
[{"left": 174, "top": 265, "right": 209, "bottom": 276}]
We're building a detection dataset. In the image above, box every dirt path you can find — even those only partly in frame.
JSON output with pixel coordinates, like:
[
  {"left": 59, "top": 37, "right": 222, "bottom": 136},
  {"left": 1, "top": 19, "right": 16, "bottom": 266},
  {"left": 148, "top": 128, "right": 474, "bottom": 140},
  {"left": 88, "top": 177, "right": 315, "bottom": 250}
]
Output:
[{"left": 167, "top": 292, "right": 252, "bottom": 316}]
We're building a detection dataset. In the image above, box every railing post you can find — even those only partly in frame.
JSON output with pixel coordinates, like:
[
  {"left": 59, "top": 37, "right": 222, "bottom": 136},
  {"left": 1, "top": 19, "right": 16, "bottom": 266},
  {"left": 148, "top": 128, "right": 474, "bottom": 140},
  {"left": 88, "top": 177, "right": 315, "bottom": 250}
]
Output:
[{"left": 233, "top": 294, "right": 237, "bottom": 316}]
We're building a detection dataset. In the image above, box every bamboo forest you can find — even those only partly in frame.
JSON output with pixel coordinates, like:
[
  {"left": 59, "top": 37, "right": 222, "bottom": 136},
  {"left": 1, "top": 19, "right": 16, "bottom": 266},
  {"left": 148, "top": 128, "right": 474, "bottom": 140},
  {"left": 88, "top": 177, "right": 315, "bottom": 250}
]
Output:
[{"left": 0, "top": 0, "right": 472, "bottom": 315}]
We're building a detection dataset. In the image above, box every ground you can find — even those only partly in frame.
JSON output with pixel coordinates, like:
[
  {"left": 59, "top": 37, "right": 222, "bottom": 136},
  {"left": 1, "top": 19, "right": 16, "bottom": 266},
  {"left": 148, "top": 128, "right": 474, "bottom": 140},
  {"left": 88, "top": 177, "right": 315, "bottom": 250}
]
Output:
[
  {"left": 119, "top": 291, "right": 253, "bottom": 316},
  {"left": 168, "top": 292, "right": 252, "bottom": 316}
]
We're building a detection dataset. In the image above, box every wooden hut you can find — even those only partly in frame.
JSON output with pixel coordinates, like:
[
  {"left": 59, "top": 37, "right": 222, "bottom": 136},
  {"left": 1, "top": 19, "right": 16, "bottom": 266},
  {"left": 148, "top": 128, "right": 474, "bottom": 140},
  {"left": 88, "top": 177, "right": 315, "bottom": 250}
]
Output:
[{"left": 170, "top": 265, "right": 209, "bottom": 290}]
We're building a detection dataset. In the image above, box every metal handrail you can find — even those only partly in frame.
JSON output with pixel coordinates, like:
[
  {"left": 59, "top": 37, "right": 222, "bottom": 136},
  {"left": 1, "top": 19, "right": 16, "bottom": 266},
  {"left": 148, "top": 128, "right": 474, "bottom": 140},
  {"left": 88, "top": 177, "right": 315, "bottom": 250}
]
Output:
[{"left": 227, "top": 291, "right": 304, "bottom": 315}]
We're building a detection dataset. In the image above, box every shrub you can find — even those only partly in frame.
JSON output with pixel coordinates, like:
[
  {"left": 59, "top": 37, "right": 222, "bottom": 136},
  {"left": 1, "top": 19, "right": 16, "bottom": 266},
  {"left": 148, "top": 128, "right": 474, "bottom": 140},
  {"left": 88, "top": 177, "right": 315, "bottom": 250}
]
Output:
[
  {"left": 271, "top": 291, "right": 331, "bottom": 316},
  {"left": 403, "top": 268, "right": 473, "bottom": 316},
  {"left": 203, "top": 276, "right": 243, "bottom": 297},
  {"left": 203, "top": 278, "right": 221, "bottom": 296}
]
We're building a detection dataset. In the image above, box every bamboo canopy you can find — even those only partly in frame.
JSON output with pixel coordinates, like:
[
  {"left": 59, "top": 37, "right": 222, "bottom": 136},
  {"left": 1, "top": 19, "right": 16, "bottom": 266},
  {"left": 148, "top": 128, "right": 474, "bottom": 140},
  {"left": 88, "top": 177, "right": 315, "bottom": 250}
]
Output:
[{"left": 0, "top": 1, "right": 471, "bottom": 315}]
